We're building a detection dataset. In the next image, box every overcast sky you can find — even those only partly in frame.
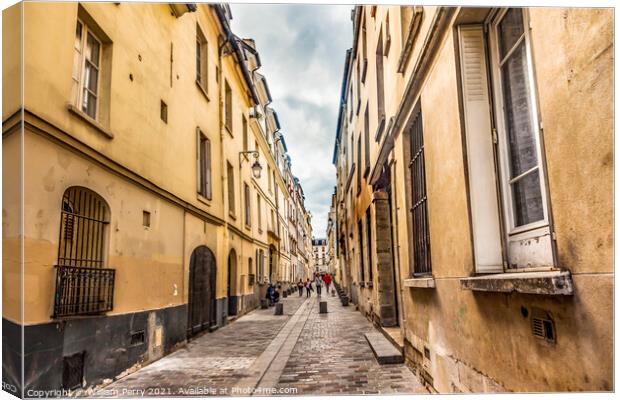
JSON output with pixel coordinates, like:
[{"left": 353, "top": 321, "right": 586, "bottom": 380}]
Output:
[{"left": 230, "top": 4, "right": 352, "bottom": 238}]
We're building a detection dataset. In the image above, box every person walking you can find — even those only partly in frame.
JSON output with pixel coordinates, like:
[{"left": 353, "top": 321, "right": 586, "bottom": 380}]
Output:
[
  {"left": 266, "top": 284, "right": 275, "bottom": 306},
  {"left": 305, "top": 278, "right": 313, "bottom": 298},
  {"left": 314, "top": 273, "right": 323, "bottom": 297},
  {"left": 297, "top": 279, "right": 304, "bottom": 297},
  {"left": 323, "top": 273, "right": 331, "bottom": 294}
]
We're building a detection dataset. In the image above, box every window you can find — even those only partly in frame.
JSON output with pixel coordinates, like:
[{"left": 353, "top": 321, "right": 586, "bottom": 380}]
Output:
[
  {"left": 491, "top": 9, "right": 552, "bottom": 268},
  {"left": 270, "top": 209, "right": 275, "bottom": 231},
  {"left": 457, "top": 9, "right": 553, "bottom": 272},
  {"left": 244, "top": 183, "right": 251, "bottom": 227},
  {"left": 349, "top": 85, "right": 354, "bottom": 121},
  {"left": 364, "top": 104, "right": 370, "bottom": 175},
  {"left": 356, "top": 136, "right": 362, "bottom": 194},
  {"left": 160, "top": 100, "right": 167, "bottom": 123},
  {"left": 196, "top": 25, "right": 208, "bottom": 92},
  {"left": 225, "top": 80, "right": 233, "bottom": 133},
  {"left": 375, "top": 30, "right": 386, "bottom": 141},
  {"left": 385, "top": 12, "right": 392, "bottom": 56},
  {"left": 268, "top": 165, "right": 272, "bottom": 192},
  {"left": 398, "top": 6, "right": 423, "bottom": 73},
  {"left": 408, "top": 107, "right": 431, "bottom": 276},
  {"left": 366, "top": 206, "right": 373, "bottom": 283},
  {"left": 257, "top": 194, "right": 262, "bottom": 230},
  {"left": 256, "top": 249, "right": 265, "bottom": 282},
  {"left": 196, "top": 129, "right": 212, "bottom": 199},
  {"left": 72, "top": 19, "right": 102, "bottom": 119},
  {"left": 356, "top": 59, "right": 361, "bottom": 114},
  {"left": 358, "top": 219, "right": 365, "bottom": 282},
  {"left": 493, "top": 9, "right": 546, "bottom": 229},
  {"left": 142, "top": 211, "right": 151, "bottom": 227},
  {"left": 361, "top": 16, "right": 368, "bottom": 83},
  {"left": 242, "top": 115, "right": 248, "bottom": 151},
  {"left": 55, "top": 187, "right": 114, "bottom": 318},
  {"left": 227, "top": 161, "right": 235, "bottom": 217}
]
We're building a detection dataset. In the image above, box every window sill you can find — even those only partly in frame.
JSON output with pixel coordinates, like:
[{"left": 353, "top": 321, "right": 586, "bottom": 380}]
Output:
[
  {"left": 229, "top": 212, "right": 236, "bottom": 220},
  {"left": 195, "top": 80, "right": 210, "bottom": 102},
  {"left": 225, "top": 125, "right": 233, "bottom": 137},
  {"left": 67, "top": 104, "right": 114, "bottom": 139},
  {"left": 459, "top": 270, "right": 574, "bottom": 296},
  {"left": 403, "top": 277, "right": 435, "bottom": 289},
  {"left": 197, "top": 194, "right": 212, "bottom": 206}
]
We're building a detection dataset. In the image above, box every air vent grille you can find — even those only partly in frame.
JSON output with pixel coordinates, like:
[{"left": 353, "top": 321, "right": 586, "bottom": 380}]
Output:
[
  {"left": 130, "top": 330, "right": 146, "bottom": 345},
  {"left": 531, "top": 308, "right": 556, "bottom": 342}
]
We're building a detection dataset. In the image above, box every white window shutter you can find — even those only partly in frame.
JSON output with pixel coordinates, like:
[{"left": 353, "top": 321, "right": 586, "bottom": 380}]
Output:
[{"left": 458, "top": 26, "right": 503, "bottom": 274}]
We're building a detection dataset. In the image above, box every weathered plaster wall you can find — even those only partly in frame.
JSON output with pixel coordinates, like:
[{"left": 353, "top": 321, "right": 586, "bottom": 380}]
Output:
[
  {"left": 528, "top": 7, "right": 613, "bottom": 275},
  {"left": 23, "top": 130, "right": 187, "bottom": 323}
]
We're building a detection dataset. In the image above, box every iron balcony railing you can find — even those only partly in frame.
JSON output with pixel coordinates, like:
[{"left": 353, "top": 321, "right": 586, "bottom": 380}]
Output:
[{"left": 53, "top": 265, "right": 115, "bottom": 318}]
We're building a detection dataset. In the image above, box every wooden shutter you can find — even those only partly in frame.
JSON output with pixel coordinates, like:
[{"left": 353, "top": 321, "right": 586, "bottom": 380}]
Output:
[
  {"left": 196, "top": 128, "right": 201, "bottom": 194},
  {"left": 458, "top": 26, "right": 503, "bottom": 273},
  {"left": 205, "top": 137, "right": 211, "bottom": 199}
]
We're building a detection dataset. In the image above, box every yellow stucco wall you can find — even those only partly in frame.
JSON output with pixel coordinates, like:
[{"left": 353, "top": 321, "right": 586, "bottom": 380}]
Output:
[
  {"left": 3, "top": 132, "right": 22, "bottom": 323},
  {"left": 2, "top": 3, "right": 22, "bottom": 120}
]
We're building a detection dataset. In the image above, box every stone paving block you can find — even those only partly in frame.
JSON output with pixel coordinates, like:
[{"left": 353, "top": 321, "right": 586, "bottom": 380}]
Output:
[{"left": 364, "top": 331, "right": 404, "bottom": 365}]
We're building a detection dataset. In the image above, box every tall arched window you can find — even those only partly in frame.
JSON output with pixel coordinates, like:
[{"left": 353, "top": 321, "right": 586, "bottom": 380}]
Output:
[
  {"left": 58, "top": 186, "right": 110, "bottom": 267},
  {"left": 54, "top": 186, "right": 114, "bottom": 318}
]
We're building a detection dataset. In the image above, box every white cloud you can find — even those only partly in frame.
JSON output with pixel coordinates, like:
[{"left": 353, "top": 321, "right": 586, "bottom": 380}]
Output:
[{"left": 231, "top": 4, "right": 352, "bottom": 236}]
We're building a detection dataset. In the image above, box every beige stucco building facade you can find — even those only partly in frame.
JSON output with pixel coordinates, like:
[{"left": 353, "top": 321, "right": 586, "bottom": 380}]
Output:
[
  {"left": 2, "top": 2, "right": 310, "bottom": 394},
  {"left": 333, "top": 5, "right": 612, "bottom": 393}
]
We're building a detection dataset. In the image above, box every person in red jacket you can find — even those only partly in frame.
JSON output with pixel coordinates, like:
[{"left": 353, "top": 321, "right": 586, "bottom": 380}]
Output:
[{"left": 322, "top": 272, "right": 332, "bottom": 293}]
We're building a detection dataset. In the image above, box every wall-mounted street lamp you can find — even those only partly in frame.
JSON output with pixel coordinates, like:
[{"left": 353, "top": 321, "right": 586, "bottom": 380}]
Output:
[{"left": 239, "top": 150, "right": 262, "bottom": 179}]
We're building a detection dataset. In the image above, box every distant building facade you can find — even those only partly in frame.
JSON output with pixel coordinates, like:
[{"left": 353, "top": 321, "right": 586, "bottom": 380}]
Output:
[{"left": 312, "top": 238, "right": 328, "bottom": 273}]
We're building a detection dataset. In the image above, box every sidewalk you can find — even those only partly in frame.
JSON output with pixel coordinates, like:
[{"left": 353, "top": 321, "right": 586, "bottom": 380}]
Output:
[{"left": 91, "top": 290, "right": 427, "bottom": 397}]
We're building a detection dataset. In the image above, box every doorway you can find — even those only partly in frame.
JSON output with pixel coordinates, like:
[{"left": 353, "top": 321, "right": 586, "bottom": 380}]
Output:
[
  {"left": 228, "top": 249, "right": 238, "bottom": 316},
  {"left": 187, "top": 246, "right": 217, "bottom": 337}
]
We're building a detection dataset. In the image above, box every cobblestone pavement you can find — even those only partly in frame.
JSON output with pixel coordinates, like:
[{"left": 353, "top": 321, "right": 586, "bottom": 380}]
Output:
[
  {"left": 92, "top": 290, "right": 427, "bottom": 397},
  {"left": 274, "top": 293, "right": 426, "bottom": 395},
  {"left": 92, "top": 295, "right": 307, "bottom": 397}
]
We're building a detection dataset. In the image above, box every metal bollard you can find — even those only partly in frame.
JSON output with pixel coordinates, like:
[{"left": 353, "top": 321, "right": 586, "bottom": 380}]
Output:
[
  {"left": 319, "top": 301, "right": 328, "bottom": 314},
  {"left": 331, "top": 289, "right": 336, "bottom": 297},
  {"left": 275, "top": 303, "right": 284, "bottom": 315},
  {"left": 260, "top": 299, "right": 269, "bottom": 309},
  {"left": 283, "top": 291, "right": 288, "bottom": 298},
  {"left": 341, "top": 296, "right": 349, "bottom": 307}
]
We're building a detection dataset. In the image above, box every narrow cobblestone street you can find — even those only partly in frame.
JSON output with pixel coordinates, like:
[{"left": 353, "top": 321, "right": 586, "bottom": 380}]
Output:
[{"left": 92, "top": 292, "right": 426, "bottom": 397}]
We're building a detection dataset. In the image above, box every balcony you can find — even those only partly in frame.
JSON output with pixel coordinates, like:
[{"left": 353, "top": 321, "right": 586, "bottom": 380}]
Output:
[{"left": 53, "top": 265, "right": 115, "bottom": 318}]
